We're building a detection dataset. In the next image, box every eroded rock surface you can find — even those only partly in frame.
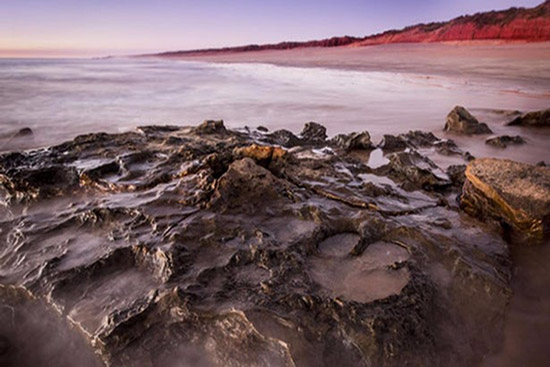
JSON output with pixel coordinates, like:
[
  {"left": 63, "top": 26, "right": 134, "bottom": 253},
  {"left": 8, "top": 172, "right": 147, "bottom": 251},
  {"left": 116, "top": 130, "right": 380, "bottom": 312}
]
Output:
[
  {"left": 0, "top": 121, "right": 512, "bottom": 367},
  {"left": 460, "top": 158, "right": 550, "bottom": 242},
  {"left": 444, "top": 106, "right": 492, "bottom": 135}
]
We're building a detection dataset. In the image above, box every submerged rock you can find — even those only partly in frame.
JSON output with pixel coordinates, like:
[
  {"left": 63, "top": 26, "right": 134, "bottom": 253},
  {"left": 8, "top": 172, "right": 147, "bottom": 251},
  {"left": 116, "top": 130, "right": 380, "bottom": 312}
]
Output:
[
  {"left": 444, "top": 106, "right": 492, "bottom": 135},
  {"left": 460, "top": 158, "right": 550, "bottom": 241},
  {"left": 0, "top": 121, "right": 512, "bottom": 367},
  {"left": 13, "top": 127, "right": 33, "bottom": 138},
  {"left": 485, "top": 135, "right": 526, "bottom": 148},
  {"left": 507, "top": 108, "right": 550, "bottom": 127}
]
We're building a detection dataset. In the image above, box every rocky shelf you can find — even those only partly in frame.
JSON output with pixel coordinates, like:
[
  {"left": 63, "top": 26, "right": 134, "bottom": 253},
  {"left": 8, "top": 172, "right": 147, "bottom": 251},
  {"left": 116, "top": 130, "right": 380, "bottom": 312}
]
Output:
[{"left": 0, "top": 119, "right": 548, "bottom": 367}]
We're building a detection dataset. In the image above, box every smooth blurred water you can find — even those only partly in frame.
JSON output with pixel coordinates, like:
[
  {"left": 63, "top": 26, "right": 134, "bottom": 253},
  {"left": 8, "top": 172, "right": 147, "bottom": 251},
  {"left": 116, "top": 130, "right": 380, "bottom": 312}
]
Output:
[{"left": 0, "top": 56, "right": 549, "bottom": 162}]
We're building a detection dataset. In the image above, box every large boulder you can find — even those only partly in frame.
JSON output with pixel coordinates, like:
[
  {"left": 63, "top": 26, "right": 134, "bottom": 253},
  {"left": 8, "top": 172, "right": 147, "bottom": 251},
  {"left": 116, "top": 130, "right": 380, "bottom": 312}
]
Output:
[
  {"left": 444, "top": 106, "right": 492, "bottom": 135},
  {"left": 507, "top": 108, "right": 550, "bottom": 127},
  {"left": 460, "top": 158, "right": 550, "bottom": 241}
]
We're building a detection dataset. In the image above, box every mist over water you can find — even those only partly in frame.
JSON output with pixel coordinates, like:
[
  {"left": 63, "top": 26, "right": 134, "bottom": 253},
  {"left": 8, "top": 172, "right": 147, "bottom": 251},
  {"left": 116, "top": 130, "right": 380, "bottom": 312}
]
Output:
[{"left": 0, "top": 55, "right": 549, "bottom": 164}]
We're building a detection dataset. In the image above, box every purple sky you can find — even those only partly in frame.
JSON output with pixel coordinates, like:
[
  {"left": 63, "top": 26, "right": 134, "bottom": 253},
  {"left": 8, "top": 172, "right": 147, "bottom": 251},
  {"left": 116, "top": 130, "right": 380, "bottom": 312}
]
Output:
[{"left": 0, "top": 0, "right": 543, "bottom": 57}]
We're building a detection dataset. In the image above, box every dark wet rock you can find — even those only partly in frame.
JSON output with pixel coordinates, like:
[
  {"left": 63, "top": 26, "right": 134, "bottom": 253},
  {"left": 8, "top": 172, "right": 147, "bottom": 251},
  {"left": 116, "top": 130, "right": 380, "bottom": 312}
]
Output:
[
  {"left": 330, "top": 131, "right": 373, "bottom": 151},
  {"left": 385, "top": 150, "right": 452, "bottom": 190},
  {"left": 507, "top": 108, "right": 550, "bottom": 127},
  {"left": 379, "top": 131, "right": 466, "bottom": 159},
  {"left": 485, "top": 135, "right": 526, "bottom": 148},
  {"left": 256, "top": 125, "right": 269, "bottom": 132},
  {"left": 211, "top": 157, "right": 290, "bottom": 211},
  {"left": 13, "top": 127, "right": 33, "bottom": 138},
  {"left": 195, "top": 119, "right": 227, "bottom": 134},
  {"left": 264, "top": 129, "right": 302, "bottom": 147},
  {"left": 0, "top": 121, "right": 513, "bottom": 367},
  {"left": 300, "top": 122, "right": 327, "bottom": 143},
  {"left": 460, "top": 158, "right": 550, "bottom": 241},
  {"left": 463, "top": 151, "right": 476, "bottom": 162},
  {"left": 401, "top": 130, "right": 439, "bottom": 146},
  {"left": 0, "top": 165, "right": 79, "bottom": 201},
  {"left": 379, "top": 134, "right": 408, "bottom": 152},
  {"left": 446, "top": 164, "right": 467, "bottom": 187},
  {"left": 137, "top": 125, "right": 182, "bottom": 136},
  {"left": 537, "top": 161, "right": 547, "bottom": 167},
  {"left": 379, "top": 131, "right": 441, "bottom": 152},
  {"left": 444, "top": 106, "right": 492, "bottom": 135}
]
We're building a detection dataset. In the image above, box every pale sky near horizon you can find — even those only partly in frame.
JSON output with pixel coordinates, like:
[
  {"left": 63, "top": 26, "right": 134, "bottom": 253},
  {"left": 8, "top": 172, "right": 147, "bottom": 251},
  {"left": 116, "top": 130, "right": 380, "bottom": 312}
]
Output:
[{"left": 0, "top": 0, "right": 544, "bottom": 57}]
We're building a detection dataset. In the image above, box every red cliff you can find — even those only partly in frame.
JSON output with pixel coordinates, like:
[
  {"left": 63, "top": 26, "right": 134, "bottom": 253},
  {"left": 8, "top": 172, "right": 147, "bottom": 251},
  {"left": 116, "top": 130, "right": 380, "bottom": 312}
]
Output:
[
  {"left": 357, "top": 1, "right": 550, "bottom": 45},
  {"left": 151, "top": 1, "right": 550, "bottom": 57}
]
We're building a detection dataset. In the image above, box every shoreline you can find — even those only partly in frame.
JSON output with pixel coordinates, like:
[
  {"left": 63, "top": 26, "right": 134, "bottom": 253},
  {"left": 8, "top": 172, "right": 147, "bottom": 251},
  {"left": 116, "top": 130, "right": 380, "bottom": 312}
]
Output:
[{"left": 146, "top": 42, "right": 550, "bottom": 78}]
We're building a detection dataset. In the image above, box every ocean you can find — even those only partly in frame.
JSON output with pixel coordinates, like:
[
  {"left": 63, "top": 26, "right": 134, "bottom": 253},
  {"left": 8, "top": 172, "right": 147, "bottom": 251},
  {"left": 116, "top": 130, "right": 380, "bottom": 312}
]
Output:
[{"left": 1, "top": 56, "right": 549, "bottom": 163}]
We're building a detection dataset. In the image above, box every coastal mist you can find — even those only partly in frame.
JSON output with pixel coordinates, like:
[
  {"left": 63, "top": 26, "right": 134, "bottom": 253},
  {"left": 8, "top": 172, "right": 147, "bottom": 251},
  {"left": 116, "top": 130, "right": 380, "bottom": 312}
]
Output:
[
  {"left": 1, "top": 44, "right": 550, "bottom": 164},
  {"left": 1, "top": 43, "right": 550, "bottom": 367}
]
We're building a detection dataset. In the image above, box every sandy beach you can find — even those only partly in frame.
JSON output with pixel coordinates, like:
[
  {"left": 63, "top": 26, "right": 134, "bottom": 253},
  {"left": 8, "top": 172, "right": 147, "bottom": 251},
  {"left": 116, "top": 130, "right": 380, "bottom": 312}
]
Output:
[{"left": 155, "top": 42, "right": 550, "bottom": 85}]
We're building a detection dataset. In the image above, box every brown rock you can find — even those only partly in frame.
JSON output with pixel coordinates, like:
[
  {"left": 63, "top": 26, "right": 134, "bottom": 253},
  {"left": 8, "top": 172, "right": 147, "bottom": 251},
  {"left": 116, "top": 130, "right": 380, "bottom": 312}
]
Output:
[
  {"left": 195, "top": 120, "right": 226, "bottom": 134},
  {"left": 485, "top": 135, "right": 526, "bottom": 148},
  {"left": 507, "top": 108, "right": 550, "bottom": 127},
  {"left": 444, "top": 106, "right": 492, "bottom": 135},
  {"left": 234, "top": 144, "right": 287, "bottom": 166},
  {"left": 460, "top": 158, "right": 550, "bottom": 241}
]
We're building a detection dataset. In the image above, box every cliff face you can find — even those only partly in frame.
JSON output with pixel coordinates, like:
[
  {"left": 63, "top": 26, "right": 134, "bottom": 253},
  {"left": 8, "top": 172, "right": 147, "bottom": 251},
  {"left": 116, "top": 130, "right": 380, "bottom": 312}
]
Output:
[
  {"left": 152, "top": 2, "right": 550, "bottom": 57},
  {"left": 357, "top": 1, "right": 550, "bottom": 45}
]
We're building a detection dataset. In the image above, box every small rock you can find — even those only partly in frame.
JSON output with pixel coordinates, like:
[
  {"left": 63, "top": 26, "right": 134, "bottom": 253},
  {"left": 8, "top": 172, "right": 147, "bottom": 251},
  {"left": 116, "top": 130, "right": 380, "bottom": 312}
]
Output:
[
  {"left": 257, "top": 126, "right": 269, "bottom": 132},
  {"left": 265, "top": 129, "right": 302, "bottom": 147},
  {"left": 330, "top": 131, "right": 373, "bottom": 151},
  {"left": 386, "top": 150, "right": 451, "bottom": 190},
  {"left": 300, "top": 122, "right": 327, "bottom": 143},
  {"left": 212, "top": 158, "right": 288, "bottom": 210},
  {"left": 446, "top": 164, "right": 467, "bottom": 187},
  {"left": 402, "top": 130, "right": 439, "bottom": 147},
  {"left": 507, "top": 108, "right": 550, "bottom": 127},
  {"left": 537, "top": 161, "right": 547, "bottom": 167},
  {"left": 234, "top": 144, "right": 286, "bottom": 167},
  {"left": 195, "top": 120, "right": 226, "bottom": 134},
  {"left": 13, "top": 127, "right": 33, "bottom": 138},
  {"left": 444, "top": 106, "right": 492, "bottom": 135},
  {"left": 378, "top": 134, "right": 408, "bottom": 151},
  {"left": 485, "top": 135, "right": 526, "bottom": 148}
]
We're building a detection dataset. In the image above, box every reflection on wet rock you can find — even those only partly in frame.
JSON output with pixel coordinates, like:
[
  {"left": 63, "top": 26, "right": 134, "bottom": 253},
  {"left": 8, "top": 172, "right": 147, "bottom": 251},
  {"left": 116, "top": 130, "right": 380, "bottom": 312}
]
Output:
[{"left": 0, "top": 121, "right": 513, "bottom": 367}]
